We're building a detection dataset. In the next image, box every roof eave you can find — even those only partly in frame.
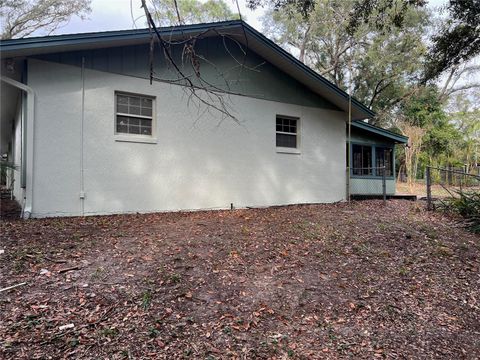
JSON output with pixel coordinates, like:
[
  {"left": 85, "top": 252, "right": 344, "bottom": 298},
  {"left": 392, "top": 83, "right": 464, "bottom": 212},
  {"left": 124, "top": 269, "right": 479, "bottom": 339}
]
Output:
[
  {"left": 352, "top": 121, "right": 408, "bottom": 144},
  {"left": 1, "top": 20, "right": 375, "bottom": 120}
]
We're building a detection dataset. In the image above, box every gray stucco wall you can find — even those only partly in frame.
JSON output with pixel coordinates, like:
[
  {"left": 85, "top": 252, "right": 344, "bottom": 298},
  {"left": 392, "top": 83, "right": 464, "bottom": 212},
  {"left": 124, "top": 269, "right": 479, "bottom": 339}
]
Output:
[{"left": 27, "top": 58, "right": 348, "bottom": 217}]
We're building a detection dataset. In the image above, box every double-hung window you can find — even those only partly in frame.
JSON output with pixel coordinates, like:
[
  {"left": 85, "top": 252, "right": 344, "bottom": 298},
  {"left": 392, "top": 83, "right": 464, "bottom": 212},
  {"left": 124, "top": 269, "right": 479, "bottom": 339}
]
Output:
[
  {"left": 116, "top": 93, "right": 154, "bottom": 136},
  {"left": 276, "top": 116, "right": 299, "bottom": 149}
]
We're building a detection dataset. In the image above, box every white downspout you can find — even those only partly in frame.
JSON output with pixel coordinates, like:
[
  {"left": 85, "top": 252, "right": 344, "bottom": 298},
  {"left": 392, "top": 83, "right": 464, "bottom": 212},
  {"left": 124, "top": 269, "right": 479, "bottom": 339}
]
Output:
[
  {"left": 80, "top": 57, "right": 85, "bottom": 216},
  {"left": 1, "top": 75, "right": 35, "bottom": 218}
]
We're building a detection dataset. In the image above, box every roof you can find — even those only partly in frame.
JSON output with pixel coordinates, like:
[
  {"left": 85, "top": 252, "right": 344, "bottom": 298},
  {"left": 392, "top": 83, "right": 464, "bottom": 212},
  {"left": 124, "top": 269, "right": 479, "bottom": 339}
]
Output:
[
  {"left": 351, "top": 121, "right": 408, "bottom": 144},
  {"left": 0, "top": 20, "right": 375, "bottom": 120}
]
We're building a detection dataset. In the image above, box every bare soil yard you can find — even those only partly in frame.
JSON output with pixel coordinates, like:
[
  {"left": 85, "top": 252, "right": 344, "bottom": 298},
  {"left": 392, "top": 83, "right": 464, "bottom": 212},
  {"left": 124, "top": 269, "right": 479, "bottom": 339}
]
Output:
[{"left": 1, "top": 200, "right": 479, "bottom": 359}]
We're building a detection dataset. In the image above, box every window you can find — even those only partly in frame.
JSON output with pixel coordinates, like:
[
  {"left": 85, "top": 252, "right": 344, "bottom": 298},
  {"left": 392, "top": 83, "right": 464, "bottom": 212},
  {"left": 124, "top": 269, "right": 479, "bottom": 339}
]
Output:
[
  {"left": 276, "top": 116, "right": 298, "bottom": 148},
  {"left": 116, "top": 93, "right": 154, "bottom": 136},
  {"left": 352, "top": 144, "right": 372, "bottom": 176},
  {"left": 376, "top": 147, "right": 393, "bottom": 177}
]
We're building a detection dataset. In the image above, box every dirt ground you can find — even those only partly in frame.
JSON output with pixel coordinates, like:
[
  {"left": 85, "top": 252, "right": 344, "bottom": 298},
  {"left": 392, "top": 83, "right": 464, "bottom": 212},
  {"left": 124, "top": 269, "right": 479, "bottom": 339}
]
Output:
[
  {"left": 396, "top": 181, "right": 480, "bottom": 199},
  {"left": 1, "top": 200, "right": 479, "bottom": 359}
]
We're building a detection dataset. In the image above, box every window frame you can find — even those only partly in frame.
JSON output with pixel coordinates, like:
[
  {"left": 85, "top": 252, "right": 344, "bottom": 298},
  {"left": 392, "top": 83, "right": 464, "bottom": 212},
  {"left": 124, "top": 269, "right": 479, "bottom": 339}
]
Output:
[
  {"left": 275, "top": 115, "right": 301, "bottom": 154},
  {"left": 114, "top": 91, "right": 157, "bottom": 143},
  {"left": 349, "top": 142, "right": 395, "bottom": 179},
  {"left": 375, "top": 146, "right": 394, "bottom": 177},
  {"left": 352, "top": 144, "right": 373, "bottom": 176}
]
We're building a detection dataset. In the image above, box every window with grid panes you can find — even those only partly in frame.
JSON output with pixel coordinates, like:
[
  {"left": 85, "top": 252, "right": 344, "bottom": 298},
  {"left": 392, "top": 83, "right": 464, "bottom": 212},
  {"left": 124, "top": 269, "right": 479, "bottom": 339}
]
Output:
[
  {"left": 116, "top": 93, "right": 154, "bottom": 136},
  {"left": 276, "top": 116, "right": 298, "bottom": 148}
]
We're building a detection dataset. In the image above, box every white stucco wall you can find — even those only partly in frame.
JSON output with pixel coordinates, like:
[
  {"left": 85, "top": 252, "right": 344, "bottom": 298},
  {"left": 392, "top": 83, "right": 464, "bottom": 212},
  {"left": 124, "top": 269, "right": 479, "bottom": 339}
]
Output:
[{"left": 27, "top": 59, "right": 347, "bottom": 217}]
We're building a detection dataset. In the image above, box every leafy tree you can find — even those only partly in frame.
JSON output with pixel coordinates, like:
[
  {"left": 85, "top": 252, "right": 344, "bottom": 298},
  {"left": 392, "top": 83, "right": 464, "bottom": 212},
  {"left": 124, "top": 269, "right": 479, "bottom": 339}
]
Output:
[
  {"left": 0, "top": 0, "right": 91, "bottom": 39},
  {"left": 352, "top": 6, "right": 428, "bottom": 113},
  {"left": 252, "top": 0, "right": 479, "bottom": 82},
  {"left": 346, "top": 0, "right": 427, "bottom": 35},
  {"left": 401, "top": 85, "right": 463, "bottom": 168},
  {"left": 150, "top": 0, "right": 238, "bottom": 26},
  {"left": 447, "top": 91, "right": 480, "bottom": 167},
  {"left": 262, "top": 0, "right": 428, "bottom": 125},
  {"left": 424, "top": 0, "right": 480, "bottom": 81},
  {"left": 247, "top": 0, "right": 315, "bottom": 16},
  {"left": 262, "top": 0, "right": 357, "bottom": 76},
  {"left": 345, "top": 0, "right": 479, "bottom": 81},
  {"left": 398, "top": 121, "right": 426, "bottom": 188}
]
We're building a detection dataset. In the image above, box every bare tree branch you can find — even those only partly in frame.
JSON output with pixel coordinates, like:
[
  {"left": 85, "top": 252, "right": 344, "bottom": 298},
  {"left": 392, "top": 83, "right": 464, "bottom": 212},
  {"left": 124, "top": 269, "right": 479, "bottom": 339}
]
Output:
[{"left": 140, "top": 0, "right": 258, "bottom": 123}]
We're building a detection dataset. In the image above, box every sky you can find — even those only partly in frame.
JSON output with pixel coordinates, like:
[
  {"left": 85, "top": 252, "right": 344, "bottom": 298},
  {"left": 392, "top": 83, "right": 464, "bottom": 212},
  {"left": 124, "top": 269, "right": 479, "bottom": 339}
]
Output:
[
  {"left": 51, "top": 0, "right": 264, "bottom": 35},
  {"left": 43, "top": 0, "right": 449, "bottom": 36}
]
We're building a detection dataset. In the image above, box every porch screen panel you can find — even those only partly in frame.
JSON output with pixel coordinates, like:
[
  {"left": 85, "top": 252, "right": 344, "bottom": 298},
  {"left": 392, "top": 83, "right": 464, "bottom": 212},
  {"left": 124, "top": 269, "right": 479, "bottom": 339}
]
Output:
[
  {"left": 352, "top": 144, "right": 372, "bottom": 176},
  {"left": 376, "top": 147, "right": 393, "bottom": 176}
]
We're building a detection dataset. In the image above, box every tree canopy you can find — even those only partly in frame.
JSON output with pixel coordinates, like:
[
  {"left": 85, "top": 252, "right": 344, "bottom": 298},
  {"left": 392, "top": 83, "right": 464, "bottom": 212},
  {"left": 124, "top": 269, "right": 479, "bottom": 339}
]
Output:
[
  {"left": 424, "top": 0, "right": 480, "bottom": 81},
  {"left": 252, "top": 0, "right": 480, "bottom": 81},
  {"left": 0, "top": 0, "right": 91, "bottom": 39},
  {"left": 150, "top": 0, "right": 238, "bottom": 26},
  {"left": 262, "top": 0, "right": 429, "bottom": 125},
  {"left": 261, "top": 0, "right": 479, "bottom": 174}
]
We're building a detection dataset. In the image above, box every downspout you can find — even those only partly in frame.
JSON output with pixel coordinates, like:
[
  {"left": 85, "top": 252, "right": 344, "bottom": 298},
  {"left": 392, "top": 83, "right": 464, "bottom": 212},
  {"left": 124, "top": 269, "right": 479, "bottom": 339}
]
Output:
[
  {"left": 80, "top": 57, "right": 85, "bottom": 215},
  {"left": 1, "top": 75, "right": 35, "bottom": 218},
  {"left": 346, "top": 45, "right": 353, "bottom": 202},
  {"left": 347, "top": 89, "right": 351, "bottom": 202}
]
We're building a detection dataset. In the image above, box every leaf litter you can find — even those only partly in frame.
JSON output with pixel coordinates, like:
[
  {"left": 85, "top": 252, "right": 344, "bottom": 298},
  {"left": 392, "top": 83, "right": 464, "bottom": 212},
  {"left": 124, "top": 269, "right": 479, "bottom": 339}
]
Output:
[{"left": 0, "top": 200, "right": 479, "bottom": 359}]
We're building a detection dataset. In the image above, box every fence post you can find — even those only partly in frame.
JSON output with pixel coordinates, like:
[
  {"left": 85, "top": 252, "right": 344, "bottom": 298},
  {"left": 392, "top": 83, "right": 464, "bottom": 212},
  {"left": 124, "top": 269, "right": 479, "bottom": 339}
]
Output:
[
  {"left": 382, "top": 166, "right": 386, "bottom": 206},
  {"left": 426, "top": 166, "right": 432, "bottom": 211}
]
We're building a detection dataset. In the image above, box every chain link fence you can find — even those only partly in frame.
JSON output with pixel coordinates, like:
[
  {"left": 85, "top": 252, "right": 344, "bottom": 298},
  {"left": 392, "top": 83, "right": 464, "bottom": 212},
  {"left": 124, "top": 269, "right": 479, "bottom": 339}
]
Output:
[{"left": 426, "top": 166, "right": 480, "bottom": 211}]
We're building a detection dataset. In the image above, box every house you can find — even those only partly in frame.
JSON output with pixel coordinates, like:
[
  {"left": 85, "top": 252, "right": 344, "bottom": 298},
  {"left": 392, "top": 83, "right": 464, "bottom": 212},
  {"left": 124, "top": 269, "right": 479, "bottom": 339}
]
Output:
[
  {"left": 349, "top": 121, "right": 407, "bottom": 196},
  {"left": 0, "top": 20, "right": 406, "bottom": 218}
]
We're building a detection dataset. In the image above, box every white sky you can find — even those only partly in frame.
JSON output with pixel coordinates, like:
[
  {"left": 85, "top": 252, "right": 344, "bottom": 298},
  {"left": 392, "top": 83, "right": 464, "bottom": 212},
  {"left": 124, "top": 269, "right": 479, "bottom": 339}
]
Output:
[
  {"left": 45, "top": 0, "right": 449, "bottom": 36},
  {"left": 50, "top": 0, "right": 264, "bottom": 35}
]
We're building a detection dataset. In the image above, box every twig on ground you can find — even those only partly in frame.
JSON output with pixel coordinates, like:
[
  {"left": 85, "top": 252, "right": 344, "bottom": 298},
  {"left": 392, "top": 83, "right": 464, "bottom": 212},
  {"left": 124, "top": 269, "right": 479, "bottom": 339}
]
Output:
[
  {"left": 45, "top": 256, "right": 67, "bottom": 264},
  {"left": 0, "top": 282, "right": 27, "bottom": 293},
  {"left": 58, "top": 266, "right": 81, "bottom": 274}
]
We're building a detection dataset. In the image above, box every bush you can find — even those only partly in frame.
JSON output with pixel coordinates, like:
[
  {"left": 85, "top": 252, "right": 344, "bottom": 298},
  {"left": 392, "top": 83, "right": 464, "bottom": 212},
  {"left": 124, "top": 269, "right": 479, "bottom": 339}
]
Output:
[{"left": 440, "top": 190, "right": 480, "bottom": 233}]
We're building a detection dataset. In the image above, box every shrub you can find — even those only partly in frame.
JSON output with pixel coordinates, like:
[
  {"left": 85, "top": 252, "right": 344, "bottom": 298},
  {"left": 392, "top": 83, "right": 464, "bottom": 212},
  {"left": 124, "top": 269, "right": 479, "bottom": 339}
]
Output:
[{"left": 440, "top": 190, "right": 480, "bottom": 233}]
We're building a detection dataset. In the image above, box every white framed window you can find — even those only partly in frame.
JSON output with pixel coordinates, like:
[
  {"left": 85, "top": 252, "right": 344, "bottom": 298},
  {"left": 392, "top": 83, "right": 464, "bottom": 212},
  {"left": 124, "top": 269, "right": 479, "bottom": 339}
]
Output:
[
  {"left": 115, "top": 92, "right": 155, "bottom": 137},
  {"left": 276, "top": 115, "right": 300, "bottom": 152}
]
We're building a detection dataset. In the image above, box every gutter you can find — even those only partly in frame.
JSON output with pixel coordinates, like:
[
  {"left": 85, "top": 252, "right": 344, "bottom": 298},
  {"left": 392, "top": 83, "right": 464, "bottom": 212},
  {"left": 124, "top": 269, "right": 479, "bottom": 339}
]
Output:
[{"left": 1, "top": 75, "right": 35, "bottom": 218}]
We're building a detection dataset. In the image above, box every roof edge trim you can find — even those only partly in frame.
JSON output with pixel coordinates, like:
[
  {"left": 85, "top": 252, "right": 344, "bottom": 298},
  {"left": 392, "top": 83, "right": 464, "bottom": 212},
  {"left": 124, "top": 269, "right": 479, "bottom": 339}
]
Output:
[{"left": 352, "top": 121, "right": 408, "bottom": 143}]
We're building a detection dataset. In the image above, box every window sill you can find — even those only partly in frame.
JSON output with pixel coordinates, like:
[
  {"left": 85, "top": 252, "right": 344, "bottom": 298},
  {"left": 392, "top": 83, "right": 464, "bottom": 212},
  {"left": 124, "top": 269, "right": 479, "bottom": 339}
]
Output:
[
  {"left": 276, "top": 147, "right": 301, "bottom": 155},
  {"left": 115, "top": 136, "right": 157, "bottom": 144}
]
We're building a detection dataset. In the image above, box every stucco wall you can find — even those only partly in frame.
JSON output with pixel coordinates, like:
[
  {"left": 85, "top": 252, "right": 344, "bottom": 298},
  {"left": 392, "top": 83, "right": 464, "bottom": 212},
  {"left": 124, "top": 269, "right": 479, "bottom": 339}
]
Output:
[{"left": 28, "top": 59, "right": 347, "bottom": 217}]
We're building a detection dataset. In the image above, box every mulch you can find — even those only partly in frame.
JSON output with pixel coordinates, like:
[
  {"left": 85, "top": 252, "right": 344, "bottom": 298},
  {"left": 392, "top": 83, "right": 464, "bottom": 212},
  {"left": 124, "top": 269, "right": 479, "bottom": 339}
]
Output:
[
  {"left": 0, "top": 200, "right": 479, "bottom": 359},
  {"left": 0, "top": 196, "right": 21, "bottom": 220}
]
